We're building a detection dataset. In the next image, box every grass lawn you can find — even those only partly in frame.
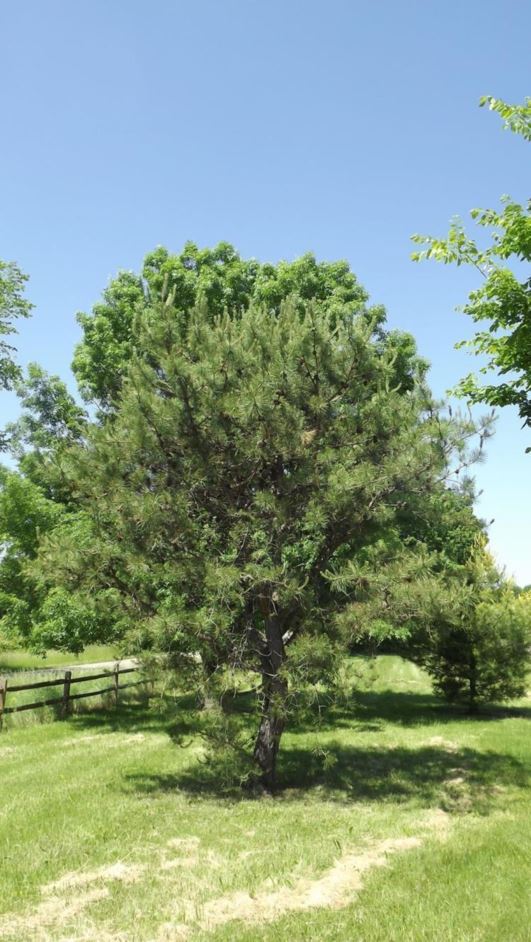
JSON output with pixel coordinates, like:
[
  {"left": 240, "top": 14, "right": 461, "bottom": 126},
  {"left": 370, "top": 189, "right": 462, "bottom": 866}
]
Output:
[
  {"left": 0, "top": 656, "right": 529, "bottom": 941},
  {"left": 0, "top": 645, "right": 120, "bottom": 673}
]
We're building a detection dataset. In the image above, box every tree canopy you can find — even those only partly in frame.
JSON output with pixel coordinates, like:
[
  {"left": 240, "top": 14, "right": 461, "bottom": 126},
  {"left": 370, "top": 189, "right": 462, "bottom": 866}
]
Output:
[{"left": 72, "top": 243, "right": 392, "bottom": 411}]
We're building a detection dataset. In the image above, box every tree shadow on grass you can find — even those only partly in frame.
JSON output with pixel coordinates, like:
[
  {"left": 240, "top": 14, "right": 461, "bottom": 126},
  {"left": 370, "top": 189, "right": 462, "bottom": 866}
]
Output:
[
  {"left": 217, "top": 687, "right": 531, "bottom": 742},
  {"left": 67, "top": 685, "right": 530, "bottom": 815},
  {"left": 64, "top": 685, "right": 531, "bottom": 740},
  {"left": 125, "top": 736, "right": 529, "bottom": 815},
  {"left": 291, "top": 689, "right": 531, "bottom": 734},
  {"left": 277, "top": 741, "right": 528, "bottom": 809},
  {"left": 66, "top": 690, "right": 204, "bottom": 738}
]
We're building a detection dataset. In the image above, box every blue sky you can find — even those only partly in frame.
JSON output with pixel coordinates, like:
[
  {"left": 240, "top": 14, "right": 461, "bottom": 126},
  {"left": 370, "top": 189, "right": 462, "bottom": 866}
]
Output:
[{"left": 1, "top": 0, "right": 530, "bottom": 582}]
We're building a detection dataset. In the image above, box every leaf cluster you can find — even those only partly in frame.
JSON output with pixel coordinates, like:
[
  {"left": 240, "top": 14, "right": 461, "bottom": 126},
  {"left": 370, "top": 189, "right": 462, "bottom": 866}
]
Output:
[{"left": 412, "top": 96, "right": 531, "bottom": 439}]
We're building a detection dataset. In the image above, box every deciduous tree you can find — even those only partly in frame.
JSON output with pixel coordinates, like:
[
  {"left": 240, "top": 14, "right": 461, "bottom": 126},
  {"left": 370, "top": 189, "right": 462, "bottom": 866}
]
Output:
[
  {"left": 0, "top": 259, "right": 32, "bottom": 392},
  {"left": 412, "top": 96, "right": 531, "bottom": 442},
  {"left": 72, "top": 243, "right": 377, "bottom": 411}
]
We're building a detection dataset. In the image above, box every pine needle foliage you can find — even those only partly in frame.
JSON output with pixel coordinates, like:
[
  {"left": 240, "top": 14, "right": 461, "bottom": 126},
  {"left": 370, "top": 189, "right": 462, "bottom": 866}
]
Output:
[{"left": 34, "top": 286, "right": 484, "bottom": 788}]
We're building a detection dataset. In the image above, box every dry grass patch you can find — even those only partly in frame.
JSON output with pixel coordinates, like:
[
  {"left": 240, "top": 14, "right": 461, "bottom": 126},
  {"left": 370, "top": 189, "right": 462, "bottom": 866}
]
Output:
[
  {"left": 158, "top": 834, "right": 424, "bottom": 939},
  {"left": 426, "top": 736, "right": 460, "bottom": 752}
]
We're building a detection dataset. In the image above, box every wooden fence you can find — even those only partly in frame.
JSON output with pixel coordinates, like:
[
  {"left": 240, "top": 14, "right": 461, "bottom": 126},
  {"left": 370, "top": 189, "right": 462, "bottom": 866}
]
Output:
[{"left": 0, "top": 661, "right": 148, "bottom": 728}]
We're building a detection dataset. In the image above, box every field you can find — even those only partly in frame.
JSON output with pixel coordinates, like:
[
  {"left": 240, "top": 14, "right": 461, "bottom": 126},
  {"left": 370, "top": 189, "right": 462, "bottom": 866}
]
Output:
[
  {"left": 0, "top": 646, "right": 130, "bottom": 729},
  {"left": 1, "top": 656, "right": 530, "bottom": 942},
  {"left": 0, "top": 645, "right": 119, "bottom": 673}
]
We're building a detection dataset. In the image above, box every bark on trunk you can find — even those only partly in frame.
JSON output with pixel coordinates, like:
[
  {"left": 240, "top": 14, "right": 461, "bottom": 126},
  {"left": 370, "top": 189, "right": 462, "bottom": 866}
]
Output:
[
  {"left": 253, "top": 677, "right": 287, "bottom": 792},
  {"left": 252, "top": 608, "right": 287, "bottom": 793}
]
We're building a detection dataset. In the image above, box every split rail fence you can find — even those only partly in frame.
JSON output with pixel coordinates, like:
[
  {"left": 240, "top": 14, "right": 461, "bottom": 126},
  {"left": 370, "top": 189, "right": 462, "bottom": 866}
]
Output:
[{"left": 0, "top": 661, "right": 148, "bottom": 728}]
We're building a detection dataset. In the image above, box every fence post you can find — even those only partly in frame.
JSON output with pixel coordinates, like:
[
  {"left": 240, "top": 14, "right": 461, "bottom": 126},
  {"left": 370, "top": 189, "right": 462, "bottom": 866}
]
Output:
[
  {"left": 61, "top": 670, "right": 72, "bottom": 718},
  {"left": 113, "top": 661, "right": 120, "bottom": 705},
  {"left": 0, "top": 677, "right": 7, "bottom": 730}
]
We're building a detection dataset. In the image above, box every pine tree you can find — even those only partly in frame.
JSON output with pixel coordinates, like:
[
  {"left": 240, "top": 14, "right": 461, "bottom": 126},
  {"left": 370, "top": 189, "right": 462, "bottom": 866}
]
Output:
[
  {"left": 35, "top": 287, "right": 478, "bottom": 789},
  {"left": 417, "top": 549, "right": 531, "bottom": 712}
]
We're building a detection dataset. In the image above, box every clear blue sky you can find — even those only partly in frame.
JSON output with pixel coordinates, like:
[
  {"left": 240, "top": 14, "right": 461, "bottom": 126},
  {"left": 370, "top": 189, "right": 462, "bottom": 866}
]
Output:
[{"left": 1, "top": 0, "right": 529, "bottom": 582}]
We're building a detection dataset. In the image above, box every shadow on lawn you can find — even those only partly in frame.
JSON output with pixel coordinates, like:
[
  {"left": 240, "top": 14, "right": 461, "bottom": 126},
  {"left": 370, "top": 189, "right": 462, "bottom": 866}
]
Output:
[
  {"left": 300, "top": 689, "right": 531, "bottom": 733},
  {"left": 67, "top": 685, "right": 531, "bottom": 738},
  {"left": 279, "top": 741, "right": 528, "bottom": 806},
  {"left": 155, "top": 686, "right": 490, "bottom": 745},
  {"left": 67, "top": 685, "right": 530, "bottom": 813},
  {"left": 126, "top": 739, "right": 528, "bottom": 814},
  {"left": 120, "top": 689, "right": 529, "bottom": 812},
  {"left": 67, "top": 692, "right": 181, "bottom": 736}
]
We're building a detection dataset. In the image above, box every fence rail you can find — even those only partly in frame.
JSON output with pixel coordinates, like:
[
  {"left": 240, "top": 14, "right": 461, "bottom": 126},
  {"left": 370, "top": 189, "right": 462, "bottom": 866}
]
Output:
[{"left": 0, "top": 661, "right": 148, "bottom": 727}]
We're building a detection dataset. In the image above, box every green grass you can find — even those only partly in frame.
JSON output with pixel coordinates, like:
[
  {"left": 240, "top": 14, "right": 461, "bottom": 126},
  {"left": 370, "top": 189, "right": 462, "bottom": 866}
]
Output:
[
  {"left": 0, "top": 645, "right": 130, "bottom": 729},
  {"left": 0, "top": 656, "right": 529, "bottom": 941},
  {"left": 0, "top": 645, "right": 119, "bottom": 673}
]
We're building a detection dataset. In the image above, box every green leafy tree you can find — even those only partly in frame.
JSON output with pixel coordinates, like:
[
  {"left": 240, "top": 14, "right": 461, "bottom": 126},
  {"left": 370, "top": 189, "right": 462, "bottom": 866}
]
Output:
[
  {"left": 396, "top": 473, "right": 487, "bottom": 569},
  {"left": 0, "top": 365, "right": 89, "bottom": 648},
  {"left": 0, "top": 470, "right": 64, "bottom": 645},
  {"left": 348, "top": 481, "right": 488, "bottom": 656},
  {"left": 345, "top": 475, "right": 530, "bottom": 713},
  {"left": 6, "top": 364, "right": 88, "bottom": 501},
  {"left": 0, "top": 259, "right": 33, "bottom": 450},
  {"left": 412, "top": 96, "right": 531, "bottom": 438},
  {"left": 35, "top": 280, "right": 478, "bottom": 790},
  {"left": 0, "top": 468, "right": 117, "bottom": 654},
  {"left": 340, "top": 533, "right": 530, "bottom": 713},
  {"left": 0, "top": 260, "right": 32, "bottom": 392},
  {"left": 72, "top": 242, "right": 379, "bottom": 411},
  {"left": 0, "top": 247, "right": 419, "bottom": 661}
]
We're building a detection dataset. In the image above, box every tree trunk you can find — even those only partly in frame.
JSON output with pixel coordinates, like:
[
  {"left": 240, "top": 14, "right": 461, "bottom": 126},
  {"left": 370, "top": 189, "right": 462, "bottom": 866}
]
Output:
[
  {"left": 253, "top": 676, "right": 287, "bottom": 792},
  {"left": 252, "top": 608, "right": 287, "bottom": 793},
  {"left": 468, "top": 650, "right": 478, "bottom": 714}
]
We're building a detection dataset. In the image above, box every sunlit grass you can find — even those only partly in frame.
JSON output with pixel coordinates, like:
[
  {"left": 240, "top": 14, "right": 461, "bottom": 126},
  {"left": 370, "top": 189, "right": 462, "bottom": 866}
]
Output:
[
  {"left": 0, "top": 656, "right": 529, "bottom": 941},
  {"left": 0, "top": 646, "right": 138, "bottom": 729},
  {"left": 0, "top": 645, "right": 119, "bottom": 673}
]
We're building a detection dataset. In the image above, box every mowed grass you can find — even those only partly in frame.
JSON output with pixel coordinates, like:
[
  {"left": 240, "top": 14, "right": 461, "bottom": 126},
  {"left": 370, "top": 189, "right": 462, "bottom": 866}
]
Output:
[{"left": 0, "top": 656, "right": 530, "bottom": 942}]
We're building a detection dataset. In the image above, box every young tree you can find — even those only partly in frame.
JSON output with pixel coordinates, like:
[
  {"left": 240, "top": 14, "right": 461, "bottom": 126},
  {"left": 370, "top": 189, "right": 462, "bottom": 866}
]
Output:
[
  {"left": 412, "top": 96, "right": 531, "bottom": 441},
  {"left": 417, "top": 549, "right": 531, "bottom": 712},
  {"left": 340, "top": 531, "right": 531, "bottom": 714},
  {"left": 35, "top": 283, "right": 477, "bottom": 790}
]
